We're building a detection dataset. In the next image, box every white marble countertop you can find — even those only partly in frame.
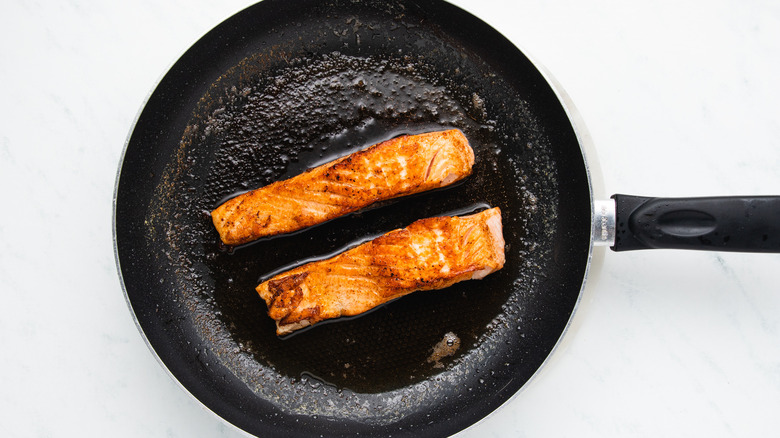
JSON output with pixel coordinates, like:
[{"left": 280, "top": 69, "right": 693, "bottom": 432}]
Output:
[{"left": 2, "top": 0, "right": 780, "bottom": 436}]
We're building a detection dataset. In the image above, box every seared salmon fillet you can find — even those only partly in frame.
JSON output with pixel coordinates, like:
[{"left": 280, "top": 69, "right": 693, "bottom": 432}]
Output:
[
  {"left": 256, "top": 207, "right": 505, "bottom": 335},
  {"left": 211, "top": 129, "right": 474, "bottom": 245}
]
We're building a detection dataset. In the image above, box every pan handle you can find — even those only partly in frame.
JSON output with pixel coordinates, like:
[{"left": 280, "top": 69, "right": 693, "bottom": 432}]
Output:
[{"left": 610, "top": 195, "right": 780, "bottom": 252}]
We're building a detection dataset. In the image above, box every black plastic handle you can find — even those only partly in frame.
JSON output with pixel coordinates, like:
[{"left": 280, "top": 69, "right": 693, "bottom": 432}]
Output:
[{"left": 612, "top": 195, "right": 780, "bottom": 252}]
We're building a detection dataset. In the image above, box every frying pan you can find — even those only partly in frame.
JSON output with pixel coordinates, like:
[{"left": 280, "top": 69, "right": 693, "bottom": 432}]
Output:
[{"left": 113, "top": 0, "right": 780, "bottom": 436}]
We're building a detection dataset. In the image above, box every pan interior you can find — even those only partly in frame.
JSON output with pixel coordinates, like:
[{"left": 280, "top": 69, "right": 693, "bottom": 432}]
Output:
[{"left": 116, "top": 0, "right": 591, "bottom": 436}]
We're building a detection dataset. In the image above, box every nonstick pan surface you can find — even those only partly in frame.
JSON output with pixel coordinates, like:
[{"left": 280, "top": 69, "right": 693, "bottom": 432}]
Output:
[{"left": 114, "top": 0, "right": 592, "bottom": 436}]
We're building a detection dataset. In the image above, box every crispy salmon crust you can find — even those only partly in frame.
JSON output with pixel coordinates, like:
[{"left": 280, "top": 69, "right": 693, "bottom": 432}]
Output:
[
  {"left": 256, "top": 207, "right": 505, "bottom": 335},
  {"left": 211, "top": 129, "right": 475, "bottom": 245}
]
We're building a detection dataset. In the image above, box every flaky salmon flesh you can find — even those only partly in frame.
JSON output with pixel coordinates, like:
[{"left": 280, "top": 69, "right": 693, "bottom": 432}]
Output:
[
  {"left": 256, "top": 207, "right": 505, "bottom": 335},
  {"left": 211, "top": 129, "right": 474, "bottom": 245}
]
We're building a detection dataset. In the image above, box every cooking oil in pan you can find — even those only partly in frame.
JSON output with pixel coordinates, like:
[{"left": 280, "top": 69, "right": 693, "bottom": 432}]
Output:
[{"left": 155, "top": 50, "right": 561, "bottom": 419}]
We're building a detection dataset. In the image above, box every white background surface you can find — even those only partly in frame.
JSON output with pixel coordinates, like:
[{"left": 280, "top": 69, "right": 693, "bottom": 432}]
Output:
[{"left": 2, "top": 0, "right": 780, "bottom": 436}]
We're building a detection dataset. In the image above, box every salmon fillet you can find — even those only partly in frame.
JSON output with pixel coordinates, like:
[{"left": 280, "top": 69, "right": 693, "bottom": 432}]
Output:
[
  {"left": 211, "top": 129, "right": 474, "bottom": 245},
  {"left": 256, "top": 207, "right": 505, "bottom": 335}
]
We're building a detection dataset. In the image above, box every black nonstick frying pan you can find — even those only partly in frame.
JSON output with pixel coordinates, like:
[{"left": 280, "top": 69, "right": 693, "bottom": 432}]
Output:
[{"left": 113, "top": 0, "right": 780, "bottom": 436}]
